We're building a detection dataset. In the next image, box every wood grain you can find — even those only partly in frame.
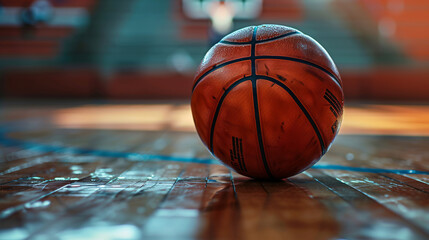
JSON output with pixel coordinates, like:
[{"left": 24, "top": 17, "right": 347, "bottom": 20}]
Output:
[{"left": 0, "top": 102, "right": 428, "bottom": 240}]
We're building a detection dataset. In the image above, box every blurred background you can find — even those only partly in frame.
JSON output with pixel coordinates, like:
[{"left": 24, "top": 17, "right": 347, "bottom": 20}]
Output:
[{"left": 0, "top": 0, "right": 428, "bottom": 102}]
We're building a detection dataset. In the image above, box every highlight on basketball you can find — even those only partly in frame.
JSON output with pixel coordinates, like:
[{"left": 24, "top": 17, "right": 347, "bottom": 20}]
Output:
[{"left": 0, "top": 0, "right": 428, "bottom": 239}]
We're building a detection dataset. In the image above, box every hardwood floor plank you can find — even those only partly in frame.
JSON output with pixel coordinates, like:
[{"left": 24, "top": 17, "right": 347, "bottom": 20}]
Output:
[
  {"left": 310, "top": 169, "right": 429, "bottom": 239},
  {"left": 1, "top": 102, "right": 429, "bottom": 239}
]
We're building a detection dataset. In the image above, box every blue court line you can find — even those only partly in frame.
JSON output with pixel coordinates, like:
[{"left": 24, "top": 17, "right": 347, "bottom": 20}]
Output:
[
  {"left": 311, "top": 165, "right": 429, "bottom": 175},
  {"left": 0, "top": 130, "right": 428, "bottom": 175},
  {"left": 0, "top": 133, "right": 217, "bottom": 165}
]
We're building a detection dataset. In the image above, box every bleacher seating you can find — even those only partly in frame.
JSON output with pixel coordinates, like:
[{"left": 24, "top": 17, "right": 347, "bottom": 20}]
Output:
[
  {"left": 356, "top": 0, "right": 429, "bottom": 61},
  {"left": 0, "top": 0, "right": 96, "bottom": 58},
  {"left": 0, "top": 0, "right": 427, "bottom": 100}
]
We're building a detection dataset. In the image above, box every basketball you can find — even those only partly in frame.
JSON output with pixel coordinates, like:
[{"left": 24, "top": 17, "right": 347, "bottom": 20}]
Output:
[
  {"left": 4, "top": 1, "right": 427, "bottom": 238},
  {"left": 191, "top": 24, "right": 344, "bottom": 179}
]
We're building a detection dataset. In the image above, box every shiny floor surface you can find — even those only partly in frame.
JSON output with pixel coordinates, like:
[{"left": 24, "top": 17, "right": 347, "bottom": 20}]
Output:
[{"left": 0, "top": 101, "right": 428, "bottom": 240}]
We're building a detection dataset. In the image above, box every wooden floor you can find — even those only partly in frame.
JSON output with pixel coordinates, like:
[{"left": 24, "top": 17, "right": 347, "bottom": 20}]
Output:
[{"left": 1, "top": 101, "right": 428, "bottom": 240}]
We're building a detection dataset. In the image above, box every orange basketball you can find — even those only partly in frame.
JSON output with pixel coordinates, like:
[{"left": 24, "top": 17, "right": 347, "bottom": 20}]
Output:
[{"left": 191, "top": 24, "right": 343, "bottom": 179}]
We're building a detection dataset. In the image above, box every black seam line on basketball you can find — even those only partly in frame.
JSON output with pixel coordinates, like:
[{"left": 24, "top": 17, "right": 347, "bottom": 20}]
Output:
[
  {"left": 326, "top": 88, "right": 340, "bottom": 103},
  {"left": 326, "top": 89, "right": 342, "bottom": 109},
  {"left": 325, "top": 90, "right": 342, "bottom": 112},
  {"left": 251, "top": 26, "right": 257, "bottom": 75},
  {"left": 251, "top": 26, "right": 275, "bottom": 179},
  {"left": 255, "top": 56, "right": 342, "bottom": 88},
  {"left": 239, "top": 138, "right": 247, "bottom": 172},
  {"left": 232, "top": 136, "right": 237, "bottom": 162},
  {"left": 191, "top": 57, "right": 251, "bottom": 92},
  {"left": 256, "top": 75, "right": 327, "bottom": 154},
  {"left": 233, "top": 136, "right": 244, "bottom": 172},
  {"left": 235, "top": 137, "right": 244, "bottom": 172},
  {"left": 327, "top": 94, "right": 341, "bottom": 114},
  {"left": 324, "top": 95, "right": 340, "bottom": 114},
  {"left": 209, "top": 77, "right": 251, "bottom": 152},
  {"left": 329, "top": 107, "right": 339, "bottom": 118},
  {"left": 219, "top": 31, "right": 300, "bottom": 45},
  {"left": 252, "top": 78, "right": 275, "bottom": 179},
  {"left": 219, "top": 40, "right": 252, "bottom": 45},
  {"left": 236, "top": 138, "right": 244, "bottom": 172},
  {"left": 324, "top": 93, "right": 341, "bottom": 114},
  {"left": 257, "top": 31, "right": 300, "bottom": 44}
]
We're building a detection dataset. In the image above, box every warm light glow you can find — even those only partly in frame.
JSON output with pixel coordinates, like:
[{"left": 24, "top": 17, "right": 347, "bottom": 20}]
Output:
[
  {"left": 209, "top": 2, "right": 234, "bottom": 34},
  {"left": 340, "top": 104, "right": 429, "bottom": 136},
  {"left": 52, "top": 104, "right": 196, "bottom": 132},
  {"left": 53, "top": 103, "right": 429, "bottom": 136}
]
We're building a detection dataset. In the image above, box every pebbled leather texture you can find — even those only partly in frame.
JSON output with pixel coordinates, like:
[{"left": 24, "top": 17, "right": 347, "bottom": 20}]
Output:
[{"left": 191, "top": 24, "right": 344, "bottom": 179}]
